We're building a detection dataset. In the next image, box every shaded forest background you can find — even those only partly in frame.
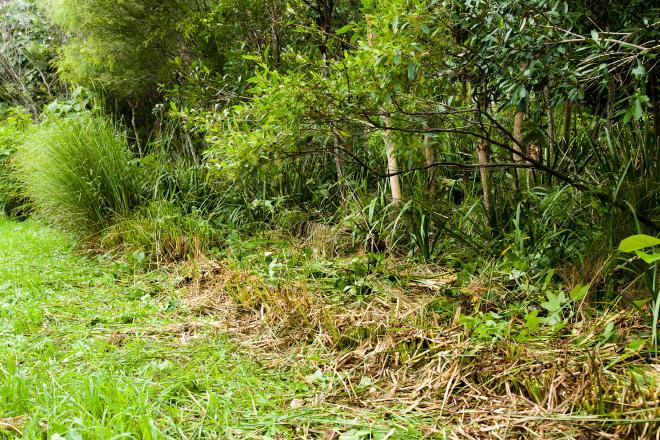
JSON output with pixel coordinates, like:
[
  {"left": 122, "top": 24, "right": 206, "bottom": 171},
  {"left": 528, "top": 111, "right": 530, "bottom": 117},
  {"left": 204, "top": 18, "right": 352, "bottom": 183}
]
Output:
[{"left": 0, "top": 0, "right": 659, "bottom": 333}]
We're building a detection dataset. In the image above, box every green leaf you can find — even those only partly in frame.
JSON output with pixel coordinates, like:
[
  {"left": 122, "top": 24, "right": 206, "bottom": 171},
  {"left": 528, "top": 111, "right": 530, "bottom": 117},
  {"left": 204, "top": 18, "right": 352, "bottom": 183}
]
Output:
[
  {"left": 635, "top": 250, "right": 660, "bottom": 264},
  {"left": 541, "top": 291, "right": 565, "bottom": 313},
  {"left": 393, "top": 50, "right": 401, "bottom": 65},
  {"left": 407, "top": 60, "right": 418, "bottom": 81},
  {"left": 569, "top": 284, "right": 589, "bottom": 301},
  {"left": 632, "top": 99, "right": 643, "bottom": 120},
  {"left": 524, "top": 309, "right": 540, "bottom": 333},
  {"left": 599, "top": 321, "right": 615, "bottom": 343},
  {"left": 632, "top": 298, "right": 651, "bottom": 310},
  {"left": 626, "top": 338, "right": 645, "bottom": 352},
  {"left": 619, "top": 234, "right": 660, "bottom": 252},
  {"left": 336, "top": 24, "right": 354, "bottom": 35},
  {"left": 632, "top": 64, "right": 646, "bottom": 78}
]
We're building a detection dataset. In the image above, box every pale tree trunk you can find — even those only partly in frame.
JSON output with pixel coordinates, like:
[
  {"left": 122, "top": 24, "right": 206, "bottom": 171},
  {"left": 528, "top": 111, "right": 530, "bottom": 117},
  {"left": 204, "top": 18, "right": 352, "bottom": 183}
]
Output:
[
  {"left": 513, "top": 110, "right": 528, "bottom": 187},
  {"left": 366, "top": 18, "right": 402, "bottom": 204},
  {"left": 382, "top": 114, "right": 402, "bottom": 204},
  {"left": 129, "top": 100, "right": 142, "bottom": 157},
  {"left": 477, "top": 140, "right": 492, "bottom": 235},
  {"left": 183, "top": 131, "right": 198, "bottom": 165},
  {"left": 544, "top": 87, "right": 555, "bottom": 173},
  {"left": 331, "top": 127, "right": 345, "bottom": 200},
  {"left": 476, "top": 95, "right": 493, "bottom": 233},
  {"left": 423, "top": 121, "right": 436, "bottom": 197},
  {"left": 651, "top": 71, "right": 660, "bottom": 140},
  {"left": 563, "top": 102, "right": 572, "bottom": 153}
]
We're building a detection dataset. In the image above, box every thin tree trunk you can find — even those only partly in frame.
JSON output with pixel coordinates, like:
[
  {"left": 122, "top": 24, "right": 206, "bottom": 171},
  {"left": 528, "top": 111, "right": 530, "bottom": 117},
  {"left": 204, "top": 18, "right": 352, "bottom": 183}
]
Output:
[
  {"left": 607, "top": 78, "right": 615, "bottom": 134},
  {"left": 183, "top": 131, "right": 198, "bottom": 165},
  {"left": 649, "top": 71, "right": 659, "bottom": 139},
  {"left": 544, "top": 87, "right": 554, "bottom": 170},
  {"left": 476, "top": 94, "right": 493, "bottom": 233},
  {"left": 331, "top": 127, "right": 345, "bottom": 200},
  {"left": 563, "top": 102, "right": 572, "bottom": 153},
  {"left": 129, "top": 100, "right": 142, "bottom": 157},
  {"left": 382, "top": 114, "right": 402, "bottom": 204},
  {"left": 513, "top": 110, "right": 527, "bottom": 186},
  {"left": 367, "top": 18, "right": 401, "bottom": 204},
  {"left": 477, "top": 140, "right": 492, "bottom": 235},
  {"left": 317, "top": 4, "right": 345, "bottom": 199},
  {"left": 423, "top": 121, "right": 436, "bottom": 197}
]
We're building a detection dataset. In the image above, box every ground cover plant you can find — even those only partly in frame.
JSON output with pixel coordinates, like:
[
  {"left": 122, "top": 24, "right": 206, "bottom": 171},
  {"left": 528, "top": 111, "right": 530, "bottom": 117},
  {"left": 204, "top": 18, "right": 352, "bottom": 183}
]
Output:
[{"left": 0, "top": 0, "right": 659, "bottom": 437}]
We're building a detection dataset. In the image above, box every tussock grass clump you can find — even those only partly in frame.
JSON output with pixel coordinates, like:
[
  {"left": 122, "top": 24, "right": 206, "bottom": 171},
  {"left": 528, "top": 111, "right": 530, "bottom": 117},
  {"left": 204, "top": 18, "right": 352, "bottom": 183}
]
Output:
[
  {"left": 15, "top": 114, "right": 137, "bottom": 238},
  {"left": 102, "top": 200, "right": 218, "bottom": 263}
]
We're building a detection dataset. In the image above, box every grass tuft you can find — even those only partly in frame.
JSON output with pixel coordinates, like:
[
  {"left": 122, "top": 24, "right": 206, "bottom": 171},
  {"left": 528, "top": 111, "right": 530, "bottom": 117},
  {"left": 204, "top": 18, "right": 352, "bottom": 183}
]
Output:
[{"left": 14, "top": 114, "right": 137, "bottom": 239}]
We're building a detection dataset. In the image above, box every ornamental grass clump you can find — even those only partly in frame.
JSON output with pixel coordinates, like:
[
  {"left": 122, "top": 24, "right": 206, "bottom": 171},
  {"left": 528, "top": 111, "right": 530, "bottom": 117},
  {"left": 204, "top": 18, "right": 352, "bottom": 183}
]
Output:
[{"left": 15, "top": 114, "right": 137, "bottom": 239}]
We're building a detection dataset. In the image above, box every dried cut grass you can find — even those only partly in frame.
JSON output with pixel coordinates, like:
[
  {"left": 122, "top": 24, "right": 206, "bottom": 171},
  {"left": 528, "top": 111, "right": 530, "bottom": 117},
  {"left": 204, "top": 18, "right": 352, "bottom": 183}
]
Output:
[
  {"left": 0, "top": 415, "right": 28, "bottom": 436},
  {"left": 181, "top": 259, "right": 660, "bottom": 439}
]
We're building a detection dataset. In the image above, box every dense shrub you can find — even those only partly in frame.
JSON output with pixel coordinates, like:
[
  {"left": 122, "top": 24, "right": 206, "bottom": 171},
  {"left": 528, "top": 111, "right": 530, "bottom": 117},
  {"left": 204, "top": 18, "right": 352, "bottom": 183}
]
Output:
[{"left": 15, "top": 114, "right": 137, "bottom": 238}]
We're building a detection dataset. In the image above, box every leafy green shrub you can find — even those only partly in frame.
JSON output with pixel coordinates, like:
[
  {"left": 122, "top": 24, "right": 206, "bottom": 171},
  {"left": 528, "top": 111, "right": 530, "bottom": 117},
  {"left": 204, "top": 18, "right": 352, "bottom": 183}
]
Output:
[
  {"left": 102, "top": 200, "right": 217, "bottom": 263},
  {"left": 0, "top": 107, "right": 33, "bottom": 218},
  {"left": 15, "top": 114, "right": 137, "bottom": 237}
]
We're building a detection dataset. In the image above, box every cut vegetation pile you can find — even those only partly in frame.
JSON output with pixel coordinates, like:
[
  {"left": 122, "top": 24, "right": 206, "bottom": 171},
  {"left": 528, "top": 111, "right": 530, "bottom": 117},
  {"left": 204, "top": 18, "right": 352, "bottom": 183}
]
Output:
[{"left": 180, "top": 253, "right": 660, "bottom": 439}]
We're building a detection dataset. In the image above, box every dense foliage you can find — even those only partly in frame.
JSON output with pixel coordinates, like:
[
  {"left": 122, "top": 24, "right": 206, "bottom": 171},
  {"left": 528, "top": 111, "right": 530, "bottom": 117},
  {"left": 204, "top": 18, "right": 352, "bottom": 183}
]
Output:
[
  {"left": 0, "top": 0, "right": 659, "bottom": 436},
  {"left": 0, "top": 0, "right": 657, "bottom": 299}
]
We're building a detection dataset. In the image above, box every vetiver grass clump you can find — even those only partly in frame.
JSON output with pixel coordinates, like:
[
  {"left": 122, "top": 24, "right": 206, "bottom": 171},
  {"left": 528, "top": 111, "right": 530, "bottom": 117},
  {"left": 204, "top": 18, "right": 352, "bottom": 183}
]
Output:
[{"left": 15, "top": 114, "right": 137, "bottom": 238}]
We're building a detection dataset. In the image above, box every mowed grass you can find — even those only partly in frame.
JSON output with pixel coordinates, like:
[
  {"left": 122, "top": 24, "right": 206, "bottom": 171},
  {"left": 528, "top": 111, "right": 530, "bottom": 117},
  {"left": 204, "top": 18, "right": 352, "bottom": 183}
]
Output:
[{"left": 0, "top": 218, "right": 429, "bottom": 439}]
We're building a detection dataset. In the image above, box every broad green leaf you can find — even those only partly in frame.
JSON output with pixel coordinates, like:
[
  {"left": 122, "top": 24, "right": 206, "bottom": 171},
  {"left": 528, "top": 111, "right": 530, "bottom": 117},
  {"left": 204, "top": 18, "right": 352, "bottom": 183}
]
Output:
[
  {"left": 393, "top": 50, "right": 401, "bottom": 65},
  {"left": 632, "top": 99, "right": 643, "bottom": 120},
  {"left": 336, "top": 24, "right": 353, "bottom": 35},
  {"left": 626, "top": 338, "right": 645, "bottom": 352},
  {"left": 569, "top": 284, "right": 589, "bottom": 301},
  {"left": 599, "top": 321, "right": 615, "bottom": 343},
  {"left": 525, "top": 310, "right": 540, "bottom": 333},
  {"left": 541, "top": 291, "right": 565, "bottom": 313},
  {"left": 619, "top": 234, "right": 660, "bottom": 252},
  {"left": 635, "top": 250, "right": 660, "bottom": 264},
  {"left": 632, "top": 298, "right": 651, "bottom": 310}
]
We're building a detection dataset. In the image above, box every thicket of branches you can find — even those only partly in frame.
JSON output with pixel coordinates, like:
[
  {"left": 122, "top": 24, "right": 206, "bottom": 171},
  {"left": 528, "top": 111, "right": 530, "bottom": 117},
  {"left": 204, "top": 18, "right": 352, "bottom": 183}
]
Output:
[{"left": 0, "top": 0, "right": 658, "bottom": 272}]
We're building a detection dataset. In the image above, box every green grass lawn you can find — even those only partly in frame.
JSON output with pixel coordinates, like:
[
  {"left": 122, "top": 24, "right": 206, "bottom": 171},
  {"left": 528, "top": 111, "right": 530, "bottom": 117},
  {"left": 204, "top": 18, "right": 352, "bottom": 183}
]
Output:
[{"left": 0, "top": 218, "right": 429, "bottom": 439}]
